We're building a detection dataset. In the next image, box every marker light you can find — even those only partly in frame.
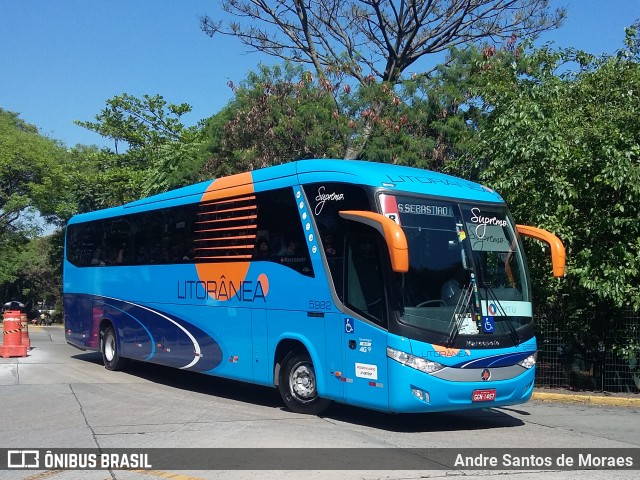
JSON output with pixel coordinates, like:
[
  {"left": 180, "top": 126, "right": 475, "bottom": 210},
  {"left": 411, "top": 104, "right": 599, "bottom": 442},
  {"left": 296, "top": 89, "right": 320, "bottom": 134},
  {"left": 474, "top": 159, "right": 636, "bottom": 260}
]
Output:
[
  {"left": 387, "top": 347, "right": 444, "bottom": 374},
  {"left": 518, "top": 352, "right": 538, "bottom": 369}
]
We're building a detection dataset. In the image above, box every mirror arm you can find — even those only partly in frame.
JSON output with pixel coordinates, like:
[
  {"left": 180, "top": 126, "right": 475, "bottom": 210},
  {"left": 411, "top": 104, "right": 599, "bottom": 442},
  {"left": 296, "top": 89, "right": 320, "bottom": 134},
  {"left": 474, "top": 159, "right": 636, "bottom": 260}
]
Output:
[
  {"left": 339, "top": 210, "right": 409, "bottom": 273},
  {"left": 516, "top": 225, "right": 566, "bottom": 278}
]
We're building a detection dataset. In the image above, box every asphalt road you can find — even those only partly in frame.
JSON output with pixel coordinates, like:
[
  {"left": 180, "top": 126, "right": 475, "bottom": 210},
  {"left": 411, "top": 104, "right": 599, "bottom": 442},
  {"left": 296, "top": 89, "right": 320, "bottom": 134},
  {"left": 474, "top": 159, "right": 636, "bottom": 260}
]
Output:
[{"left": 0, "top": 324, "right": 638, "bottom": 480}]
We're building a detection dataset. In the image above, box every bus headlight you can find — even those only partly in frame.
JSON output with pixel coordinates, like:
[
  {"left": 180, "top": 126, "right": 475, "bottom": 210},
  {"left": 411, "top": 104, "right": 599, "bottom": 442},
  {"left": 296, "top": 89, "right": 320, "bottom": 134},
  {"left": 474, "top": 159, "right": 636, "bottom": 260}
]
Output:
[
  {"left": 387, "top": 347, "right": 444, "bottom": 374},
  {"left": 517, "top": 352, "right": 537, "bottom": 369}
]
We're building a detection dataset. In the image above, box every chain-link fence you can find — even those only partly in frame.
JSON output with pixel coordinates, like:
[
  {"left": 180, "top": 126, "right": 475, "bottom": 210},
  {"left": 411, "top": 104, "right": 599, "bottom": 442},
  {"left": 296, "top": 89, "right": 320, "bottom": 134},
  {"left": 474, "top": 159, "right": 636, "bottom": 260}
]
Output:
[{"left": 535, "top": 306, "right": 640, "bottom": 393}]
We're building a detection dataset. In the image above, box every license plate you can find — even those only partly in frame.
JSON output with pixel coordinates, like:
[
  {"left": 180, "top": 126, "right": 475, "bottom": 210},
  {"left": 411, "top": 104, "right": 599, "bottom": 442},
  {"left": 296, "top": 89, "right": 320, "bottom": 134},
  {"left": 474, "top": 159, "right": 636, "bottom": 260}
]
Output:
[{"left": 472, "top": 389, "right": 496, "bottom": 402}]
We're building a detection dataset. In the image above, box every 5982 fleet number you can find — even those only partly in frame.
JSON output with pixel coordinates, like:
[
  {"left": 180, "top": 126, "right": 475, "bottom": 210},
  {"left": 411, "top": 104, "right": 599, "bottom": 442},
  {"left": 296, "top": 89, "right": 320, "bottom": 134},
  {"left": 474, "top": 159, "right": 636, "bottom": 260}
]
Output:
[{"left": 309, "top": 300, "right": 332, "bottom": 310}]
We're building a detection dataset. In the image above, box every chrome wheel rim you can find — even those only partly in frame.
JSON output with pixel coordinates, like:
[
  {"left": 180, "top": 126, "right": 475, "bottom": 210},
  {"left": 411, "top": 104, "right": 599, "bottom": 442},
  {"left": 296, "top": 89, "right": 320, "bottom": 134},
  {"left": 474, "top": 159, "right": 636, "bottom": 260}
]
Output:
[
  {"left": 104, "top": 334, "right": 115, "bottom": 362},
  {"left": 289, "top": 362, "right": 316, "bottom": 399}
]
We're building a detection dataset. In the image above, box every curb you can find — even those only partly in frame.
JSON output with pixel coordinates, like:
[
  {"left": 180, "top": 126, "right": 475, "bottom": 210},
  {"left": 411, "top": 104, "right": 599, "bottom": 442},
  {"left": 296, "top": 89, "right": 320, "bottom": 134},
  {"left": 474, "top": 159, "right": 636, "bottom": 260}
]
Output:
[{"left": 532, "top": 390, "right": 640, "bottom": 408}]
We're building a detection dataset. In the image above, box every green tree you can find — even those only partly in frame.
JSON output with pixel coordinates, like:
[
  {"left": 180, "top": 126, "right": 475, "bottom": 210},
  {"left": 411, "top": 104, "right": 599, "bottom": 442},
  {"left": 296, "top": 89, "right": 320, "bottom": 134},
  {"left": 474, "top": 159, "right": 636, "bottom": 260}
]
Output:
[
  {"left": 16, "top": 233, "right": 64, "bottom": 311},
  {"left": 453, "top": 25, "right": 640, "bottom": 319},
  {"left": 200, "top": 61, "right": 477, "bottom": 175},
  {"left": 0, "top": 231, "right": 27, "bottom": 302},
  {"left": 201, "top": 0, "right": 564, "bottom": 158},
  {"left": 0, "top": 109, "right": 70, "bottom": 231},
  {"left": 200, "top": 63, "right": 347, "bottom": 177},
  {"left": 76, "top": 93, "right": 193, "bottom": 152},
  {"left": 76, "top": 94, "right": 207, "bottom": 197},
  {"left": 0, "top": 109, "right": 73, "bottom": 305},
  {"left": 65, "top": 145, "right": 149, "bottom": 212}
]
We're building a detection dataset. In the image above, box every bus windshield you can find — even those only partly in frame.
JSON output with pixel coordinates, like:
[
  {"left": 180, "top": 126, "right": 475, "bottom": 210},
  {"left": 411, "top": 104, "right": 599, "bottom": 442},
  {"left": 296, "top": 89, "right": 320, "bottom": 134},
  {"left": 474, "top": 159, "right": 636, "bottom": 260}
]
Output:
[{"left": 380, "top": 194, "right": 531, "bottom": 343}]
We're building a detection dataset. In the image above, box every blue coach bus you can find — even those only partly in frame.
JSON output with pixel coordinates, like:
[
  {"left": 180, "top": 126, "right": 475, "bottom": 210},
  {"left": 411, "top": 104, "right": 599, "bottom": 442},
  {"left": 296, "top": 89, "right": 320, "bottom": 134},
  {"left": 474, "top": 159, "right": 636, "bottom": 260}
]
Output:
[{"left": 64, "top": 160, "right": 565, "bottom": 414}]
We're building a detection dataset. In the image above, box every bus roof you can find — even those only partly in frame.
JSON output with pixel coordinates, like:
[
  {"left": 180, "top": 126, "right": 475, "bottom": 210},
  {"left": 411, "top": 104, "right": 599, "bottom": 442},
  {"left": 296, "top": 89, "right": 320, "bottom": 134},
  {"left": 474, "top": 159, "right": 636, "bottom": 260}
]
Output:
[{"left": 68, "top": 159, "right": 503, "bottom": 224}]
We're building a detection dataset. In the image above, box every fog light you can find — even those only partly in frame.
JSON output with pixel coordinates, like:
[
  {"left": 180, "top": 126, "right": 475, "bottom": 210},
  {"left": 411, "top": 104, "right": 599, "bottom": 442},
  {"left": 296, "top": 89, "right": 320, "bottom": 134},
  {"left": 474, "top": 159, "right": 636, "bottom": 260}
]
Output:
[{"left": 411, "top": 387, "right": 430, "bottom": 403}]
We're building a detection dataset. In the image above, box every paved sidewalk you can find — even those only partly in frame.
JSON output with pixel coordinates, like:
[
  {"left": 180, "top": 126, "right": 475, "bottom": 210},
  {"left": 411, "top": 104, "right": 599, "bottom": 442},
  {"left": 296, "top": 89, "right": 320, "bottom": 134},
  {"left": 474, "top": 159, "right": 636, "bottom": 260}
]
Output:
[{"left": 532, "top": 389, "right": 640, "bottom": 408}]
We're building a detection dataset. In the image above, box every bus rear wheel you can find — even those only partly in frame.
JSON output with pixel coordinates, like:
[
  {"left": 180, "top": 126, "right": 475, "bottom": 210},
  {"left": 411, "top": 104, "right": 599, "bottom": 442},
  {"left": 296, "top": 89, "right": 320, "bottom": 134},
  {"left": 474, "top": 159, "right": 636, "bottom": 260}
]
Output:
[
  {"left": 278, "top": 350, "right": 330, "bottom": 415},
  {"left": 101, "top": 325, "right": 128, "bottom": 371}
]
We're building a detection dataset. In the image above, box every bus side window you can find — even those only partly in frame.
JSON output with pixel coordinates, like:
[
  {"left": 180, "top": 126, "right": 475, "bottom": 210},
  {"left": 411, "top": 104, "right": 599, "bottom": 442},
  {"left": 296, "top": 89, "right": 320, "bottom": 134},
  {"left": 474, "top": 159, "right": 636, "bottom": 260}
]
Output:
[
  {"left": 164, "top": 205, "right": 195, "bottom": 264},
  {"left": 253, "top": 188, "right": 314, "bottom": 277},
  {"left": 133, "top": 212, "right": 163, "bottom": 265},
  {"left": 67, "top": 223, "right": 98, "bottom": 267},
  {"left": 81, "top": 223, "right": 103, "bottom": 267},
  {"left": 65, "top": 224, "right": 82, "bottom": 266},
  {"left": 105, "top": 219, "right": 130, "bottom": 265},
  {"left": 302, "top": 182, "right": 372, "bottom": 305},
  {"left": 345, "top": 228, "right": 387, "bottom": 327}
]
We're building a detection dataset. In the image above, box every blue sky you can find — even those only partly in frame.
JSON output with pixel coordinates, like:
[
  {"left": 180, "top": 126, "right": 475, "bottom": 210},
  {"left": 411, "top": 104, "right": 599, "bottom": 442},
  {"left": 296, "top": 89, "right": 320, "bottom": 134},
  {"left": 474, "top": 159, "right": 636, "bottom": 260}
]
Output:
[{"left": 1, "top": 0, "right": 638, "bottom": 149}]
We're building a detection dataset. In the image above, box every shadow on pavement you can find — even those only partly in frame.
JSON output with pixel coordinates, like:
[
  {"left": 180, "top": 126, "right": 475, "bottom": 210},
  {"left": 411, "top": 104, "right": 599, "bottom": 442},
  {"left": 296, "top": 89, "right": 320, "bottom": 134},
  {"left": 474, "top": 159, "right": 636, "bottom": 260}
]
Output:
[
  {"left": 70, "top": 351, "right": 525, "bottom": 432},
  {"left": 321, "top": 403, "right": 524, "bottom": 432},
  {"left": 71, "top": 351, "right": 282, "bottom": 409}
]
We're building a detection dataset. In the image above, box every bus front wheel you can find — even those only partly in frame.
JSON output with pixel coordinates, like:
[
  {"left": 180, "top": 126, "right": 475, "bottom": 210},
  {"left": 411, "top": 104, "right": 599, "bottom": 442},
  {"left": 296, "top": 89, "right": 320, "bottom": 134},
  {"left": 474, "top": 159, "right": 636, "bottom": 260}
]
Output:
[
  {"left": 278, "top": 350, "right": 330, "bottom": 415},
  {"left": 101, "top": 325, "right": 128, "bottom": 371}
]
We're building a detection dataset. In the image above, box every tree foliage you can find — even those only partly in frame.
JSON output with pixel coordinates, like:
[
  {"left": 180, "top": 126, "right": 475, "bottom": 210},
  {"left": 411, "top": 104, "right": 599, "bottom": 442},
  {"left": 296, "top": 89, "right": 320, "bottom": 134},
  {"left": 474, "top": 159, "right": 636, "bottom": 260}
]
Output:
[
  {"left": 199, "top": 61, "right": 475, "bottom": 176},
  {"left": 76, "top": 94, "right": 207, "bottom": 197},
  {"left": 443, "top": 25, "right": 640, "bottom": 318},
  {"left": 202, "top": 1, "right": 564, "bottom": 158},
  {"left": 0, "top": 110, "right": 72, "bottom": 306},
  {"left": 201, "top": 0, "right": 565, "bottom": 84},
  {"left": 0, "top": 109, "right": 70, "bottom": 231},
  {"left": 63, "top": 145, "right": 148, "bottom": 212},
  {"left": 76, "top": 93, "right": 193, "bottom": 152},
  {"left": 0, "top": 231, "right": 64, "bottom": 312},
  {"left": 201, "top": 63, "right": 344, "bottom": 177}
]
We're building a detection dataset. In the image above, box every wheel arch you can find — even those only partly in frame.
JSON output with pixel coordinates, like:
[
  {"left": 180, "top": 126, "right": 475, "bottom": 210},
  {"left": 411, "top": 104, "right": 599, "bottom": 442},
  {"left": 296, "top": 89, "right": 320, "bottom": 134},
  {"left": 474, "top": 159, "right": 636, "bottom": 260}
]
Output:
[
  {"left": 273, "top": 335, "right": 326, "bottom": 395},
  {"left": 99, "top": 317, "right": 113, "bottom": 334},
  {"left": 98, "top": 317, "right": 120, "bottom": 352}
]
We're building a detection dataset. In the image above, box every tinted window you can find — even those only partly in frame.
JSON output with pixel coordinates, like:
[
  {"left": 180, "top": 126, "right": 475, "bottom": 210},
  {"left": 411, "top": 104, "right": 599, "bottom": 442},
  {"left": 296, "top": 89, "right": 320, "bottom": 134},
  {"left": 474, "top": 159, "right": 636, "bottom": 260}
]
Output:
[
  {"left": 66, "top": 188, "right": 313, "bottom": 277},
  {"left": 132, "top": 212, "right": 164, "bottom": 264},
  {"left": 252, "top": 188, "right": 314, "bottom": 277},
  {"left": 104, "top": 218, "right": 131, "bottom": 265},
  {"left": 163, "top": 206, "right": 195, "bottom": 262},
  {"left": 303, "top": 183, "right": 371, "bottom": 300},
  {"left": 345, "top": 227, "right": 387, "bottom": 326}
]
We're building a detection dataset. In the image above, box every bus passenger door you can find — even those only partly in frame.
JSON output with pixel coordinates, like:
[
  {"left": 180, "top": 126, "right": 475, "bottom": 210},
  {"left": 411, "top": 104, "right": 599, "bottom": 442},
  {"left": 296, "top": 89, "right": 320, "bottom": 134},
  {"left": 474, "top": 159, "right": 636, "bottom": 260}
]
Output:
[
  {"left": 341, "top": 231, "right": 390, "bottom": 411},
  {"left": 342, "top": 318, "right": 389, "bottom": 410}
]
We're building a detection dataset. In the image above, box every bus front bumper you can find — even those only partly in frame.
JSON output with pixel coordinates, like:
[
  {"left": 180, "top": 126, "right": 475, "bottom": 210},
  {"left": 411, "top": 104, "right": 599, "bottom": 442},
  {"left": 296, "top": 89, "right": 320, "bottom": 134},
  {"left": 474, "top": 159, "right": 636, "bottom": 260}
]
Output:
[{"left": 387, "top": 360, "right": 536, "bottom": 413}]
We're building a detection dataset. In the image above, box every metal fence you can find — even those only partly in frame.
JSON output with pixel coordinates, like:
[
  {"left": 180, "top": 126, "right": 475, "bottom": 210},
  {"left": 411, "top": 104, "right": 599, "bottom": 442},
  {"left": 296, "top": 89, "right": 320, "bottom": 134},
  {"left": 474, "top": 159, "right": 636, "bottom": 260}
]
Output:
[{"left": 535, "top": 306, "right": 640, "bottom": 393}]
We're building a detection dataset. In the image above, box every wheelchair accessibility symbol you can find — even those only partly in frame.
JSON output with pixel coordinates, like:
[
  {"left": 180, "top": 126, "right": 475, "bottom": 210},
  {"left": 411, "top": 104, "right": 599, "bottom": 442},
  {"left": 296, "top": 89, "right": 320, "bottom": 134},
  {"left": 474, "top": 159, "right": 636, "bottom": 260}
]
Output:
[
  {"left": 344, "top": 318, "right": 354, "bottom": 334},
  {"left": 482, "top": 316, "right": 495, "bottom": 334}
]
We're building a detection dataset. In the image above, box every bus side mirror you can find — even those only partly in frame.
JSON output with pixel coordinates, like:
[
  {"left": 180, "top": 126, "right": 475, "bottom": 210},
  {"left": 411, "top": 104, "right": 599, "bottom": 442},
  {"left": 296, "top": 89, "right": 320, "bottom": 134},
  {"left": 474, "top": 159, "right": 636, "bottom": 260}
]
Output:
[
  {"left": 516, "top": 225, "right": 566, "bottom": 278},
  {"left": 339, "top": 210, "right": 409, "bottom": 273}
]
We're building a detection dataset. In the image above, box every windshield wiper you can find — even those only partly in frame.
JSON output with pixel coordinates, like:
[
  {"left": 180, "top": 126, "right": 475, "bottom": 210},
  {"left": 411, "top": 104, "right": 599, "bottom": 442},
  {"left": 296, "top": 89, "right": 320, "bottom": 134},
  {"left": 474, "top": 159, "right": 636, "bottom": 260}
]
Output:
[
  {"left": 483, "top": 284, "right": 520, "bottom": 345},
  {"left": 446, "top": 281, "right": 476, "bottom": 347}
]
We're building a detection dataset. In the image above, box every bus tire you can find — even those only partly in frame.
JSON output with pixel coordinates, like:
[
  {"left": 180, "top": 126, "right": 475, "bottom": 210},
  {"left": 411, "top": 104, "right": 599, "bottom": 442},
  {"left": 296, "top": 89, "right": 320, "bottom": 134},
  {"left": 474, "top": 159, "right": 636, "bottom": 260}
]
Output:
[
  {"left": 101, "top": 325, "right": 128, "bottom": 371},
  {"left": 278, "top": 350, "right": 330, "bottom": 415}
]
